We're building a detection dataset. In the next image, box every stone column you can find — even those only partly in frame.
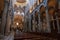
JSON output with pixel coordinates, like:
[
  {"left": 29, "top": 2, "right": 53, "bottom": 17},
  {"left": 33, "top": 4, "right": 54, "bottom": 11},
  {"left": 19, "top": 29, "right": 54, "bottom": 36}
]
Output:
[
  {"left": 55, "top": 13, "right": 60, "bottom": 33},
  {"left": 0, "top": 0, "right": 9, "bottom": 39},
  {"left": 58, "top": 0, "right": 60, "bottom": 33},
  {"left": 23, "top": 12, "right": 28, "bottom": 32},
  {"left": 43, "top": 0, "right": 51, "bottom": 33},
  {"left": 38, "top": 10, "right": 42, "bottom": 32},
  {"left": 5, "top": 0, "right": 13, "bottom": 35},
  {"left": 23, "top": 5, "right": 29, "bottom": 32},
  {"left": 32, "top": 13, "right": 36, "bottom": 32},
  {"left": 45, "top": 7, "right": 51, "bottom": 33},
  {"left": 1, "top": 1, "right": 8, "bottom": 35},
  {"left": 28, "top": 14, "right": 32, "bottom": 32},
  {"left": 5, "top": 11, "right": 11, "bottom": 35}
]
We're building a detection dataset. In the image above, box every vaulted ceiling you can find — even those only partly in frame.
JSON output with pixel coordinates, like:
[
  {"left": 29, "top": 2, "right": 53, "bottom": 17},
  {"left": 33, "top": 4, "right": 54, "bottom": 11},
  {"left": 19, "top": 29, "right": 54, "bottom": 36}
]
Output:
[
  {"left": 0, "top": 0, "right": 26, "bottom": 18},
  {"left": 40, "top": 0, "right": 57, "bottom": 16},
  {"left": 0, "top": 0, "right": 57, "bottom": 19}
]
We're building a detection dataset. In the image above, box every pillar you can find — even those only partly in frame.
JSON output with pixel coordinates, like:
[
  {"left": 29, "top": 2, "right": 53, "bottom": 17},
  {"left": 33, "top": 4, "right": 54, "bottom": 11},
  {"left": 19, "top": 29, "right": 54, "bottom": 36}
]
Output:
[
  {"left": 45, "top": 7, "right": 51, "bottom": 33},
  {"left": 5, "top": 0, "right": 13, "bottom": 34},
  {"left": 38, "top": 10, "right": 42, "bottom": 32},
  {"left": 5, "top": 11, "right": 11, "bottom": 35},
  {"left": 32, "top": 13, "right": 36, "bottom": 32},
  {"left": 23, "top": 12, "right": 29, "bottom": 32},
  {"left": 1, "top": 0, "right": 9, "bottom": 35},
  {"left": 28, "top": 14, "right": 32, "bottom": 32}
]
